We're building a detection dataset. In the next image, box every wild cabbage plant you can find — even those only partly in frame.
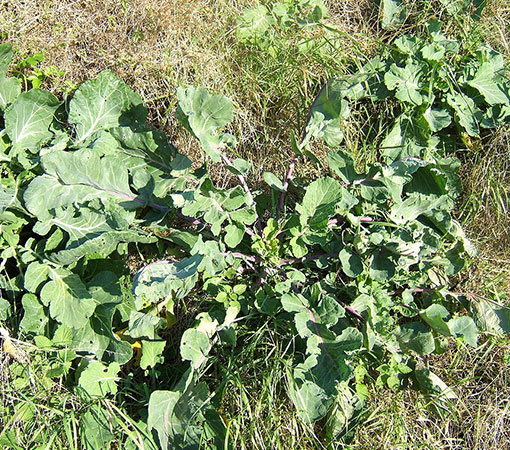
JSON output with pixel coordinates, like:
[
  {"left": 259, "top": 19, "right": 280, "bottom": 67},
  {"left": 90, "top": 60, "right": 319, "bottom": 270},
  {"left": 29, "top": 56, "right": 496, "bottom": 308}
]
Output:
[{"left": 1, "top": 30, "right": 510, "bottom": 448}]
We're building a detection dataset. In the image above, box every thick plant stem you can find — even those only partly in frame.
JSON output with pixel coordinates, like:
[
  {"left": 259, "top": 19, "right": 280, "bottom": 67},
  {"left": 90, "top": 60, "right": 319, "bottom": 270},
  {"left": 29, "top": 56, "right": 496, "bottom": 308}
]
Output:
[
  {"left": 276, "top": 82, "right": 328, "bottom": 220},
  {"left": 276, "top": 156, "right": 298, "bottom": 220}
]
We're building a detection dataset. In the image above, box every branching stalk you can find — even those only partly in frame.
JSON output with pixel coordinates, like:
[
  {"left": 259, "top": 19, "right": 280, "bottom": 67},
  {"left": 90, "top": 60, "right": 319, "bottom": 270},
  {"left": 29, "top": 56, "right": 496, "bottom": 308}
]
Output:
[
  {"left": 276, "top": 157, "right": 297, "bottom": 220},
  {"left": 276, "top": 82, "right": 328, "bottom": 220}
]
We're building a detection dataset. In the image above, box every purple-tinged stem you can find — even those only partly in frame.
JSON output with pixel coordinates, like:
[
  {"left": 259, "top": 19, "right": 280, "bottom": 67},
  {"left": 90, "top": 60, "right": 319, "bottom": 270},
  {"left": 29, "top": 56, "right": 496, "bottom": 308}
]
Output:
[
  {"left": 276, "top": 156, "right": 298, "bottom": 220},
  {"left": 344, "top": 305, "right": 365, "bottom": 322}
]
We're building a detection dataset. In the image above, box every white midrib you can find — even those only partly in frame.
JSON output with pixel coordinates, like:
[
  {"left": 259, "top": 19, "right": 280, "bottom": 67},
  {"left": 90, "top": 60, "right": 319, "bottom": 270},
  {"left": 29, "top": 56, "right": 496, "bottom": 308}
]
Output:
[
  {"left": 52, "top": 217, "right": 107, "bottom": 237},
  {"left": 15, "top": 105, "right": 44, "bottom": 142},
  {"left": 75, "top": 89, "right": 118, "bottom": 144}
]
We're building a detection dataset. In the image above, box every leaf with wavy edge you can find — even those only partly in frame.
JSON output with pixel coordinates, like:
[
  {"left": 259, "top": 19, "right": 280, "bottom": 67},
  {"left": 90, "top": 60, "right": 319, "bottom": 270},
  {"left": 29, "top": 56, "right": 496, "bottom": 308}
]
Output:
[
  {"left": 176, "top": 86, "right": 234, "bottom": 162},
  {"left": 40, "top": 268, "right": 95, "bottom": 329},
  {"left": 69, "top": 70, "right": 145, "bottom": 145}
]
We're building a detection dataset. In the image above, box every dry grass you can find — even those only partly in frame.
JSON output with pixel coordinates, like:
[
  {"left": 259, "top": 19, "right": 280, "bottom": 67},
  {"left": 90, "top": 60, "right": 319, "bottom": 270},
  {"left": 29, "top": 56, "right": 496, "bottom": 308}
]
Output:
[
  {"left": 0, "top": 0, "right": 250, "bottom": 96},
  {"left": 481, "top": 0, "right": 510, "bottom": 59},
  {"left": 457, "top": 126, "right": 510, "bottom": 300},
  {"left": 354, "top": 338, "right": 510, "bottom": 450}
]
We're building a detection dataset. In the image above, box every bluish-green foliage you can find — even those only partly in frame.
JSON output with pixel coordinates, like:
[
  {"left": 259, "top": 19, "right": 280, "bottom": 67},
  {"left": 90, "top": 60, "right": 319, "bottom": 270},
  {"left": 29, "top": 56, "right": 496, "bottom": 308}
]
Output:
[{"left": 1, "top": 6, "right": 510, "bottom": 446}]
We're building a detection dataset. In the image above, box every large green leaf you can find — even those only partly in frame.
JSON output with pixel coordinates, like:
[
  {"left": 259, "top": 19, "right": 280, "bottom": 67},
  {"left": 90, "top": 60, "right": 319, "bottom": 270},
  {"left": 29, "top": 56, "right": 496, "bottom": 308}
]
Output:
[
  {"left": 296, "top": 177, "right": 343, "bottom": 229},
  {"left": 19, "top": 293, "right": 48, "bottom": 335},
  {"left": 224, "top": 222, "right": 245, "bottom": 248},
  {"left": 384, "top": 62, "right": 425, "bottom": 106},
  {"left": 304, "top": 83, "right": 350, "bottom": 147},
  {"left": 471, "top": 298, "right": 510, "bottom": 335},
  {"left": 40, "top": 269, "right": 95, "bottom": 329},
  {"left": 328, "top": 149, "right": 358, "bottom": 184},
  {"left": 34, "top": 204, "right": 155, "bottom": 265},
  {"left": 71, "top": 272, "right": 132, "bottom": 364},
  {"left": 24, "top": 148, "right": 152, "bottom": 220},
  {"left": 111, "top": 125, "right": 192, "bottom": 197},
  {"left": 381, "top": 114, "right": 428, "bottom": 161},
  {"left": 140, "top": 341, "right": 166, "bottom": 370},
  {"left": 176, "top": 86, "right": 234, "bottom": 162},
  {"left": 190, "top": 237, "right": 227, "bottom": 275},
  {"left": 148, "top": 370, "right": 226, "bottom": 449},
  {"left": 287, "top": 362, "right": 335, "bottom": 424},
  {"left": 339, "top": 248, "right": 363, "bottom": 278},
  {"left": 72, "top": 304, "right": 133, "bottom": 364},
  {"left": 4, "top": 89, "right": 60, "bottom": 153},
  {"left": 419, "top": 304, "right": 477, "bottom": 346},
  {"left": 69, "top": 70, "right": 145, "bottom": 145},
  {"left": 369, "top": 252, "right": 395, "bottom": 281},
  {"left": 263, "top": 171, "right": 285, "bottom": 192},
  {"left": 128, "top": 311, "right": 166, "bottom": 340},
  {"left": 324, "top": 382, "right": 363, "bottom": 443},
  {"left": 448, "top": 316, "right": 478, "bottom": 347},
  {"left": 180, "top": 328, "right": 210, "bottom": 369},
  {"left": 446, "top": 92, "right": 483, "bottom": 136},
  {"left": 288, "top": 328, "right": 362, "bottom": 423},
  {"left": 148, "top": 390, "right": 182, "bottom": 449},
  {"left": 236, "top": 5, "right": 274, "bottom": 44},
  {"left": 420, "top": 304, "right": 451, "bottom": 336},
  {"left": 422, "top": 107, "right": 452, "bottom": 133},
  {"left": 132, "top": 257, "right": 200, "bottom": 306},
  {"left": 78, "top": 361, "right": 120, "bottom": 397},
  {"left": 323, "top": 75, "right": 368, "bottom": 102},
  {"left": 0, "top": 43, "right": 13, "bottom": 74},
  {"left": 467, "top": 62, "right": 509, "bottom": 105},
  {"left": 439, "top": 0, "right": 486, "bottom": 19},
  {"left": 0, "top": 181, "right": 17, "bottom": 214},
  {"left": 51, "top": 229, "right": 155, "bottom": 266},
  {"left": 390, "top": 194, "right": 443, "bottom": 224},
  {"left": 24, "top": 148, "right": 158, "bottom": 263},
  {"left": 80, "top": 405, "right": 116, "bottom": 450},
  {"left": 23, "top": 261, "right": 50, "bottom": 293},
  {"left": 395, "top": 322, "right": 435, "bottom": 354},
  {"left": 381, "top": 0, "right": 407, "bottom": 30},
  {"left": 282, "top": 290, "right": 361, "bottom": 423},
  {"left": 0, "top": 76, "right": 21, "bottom": 111},
  {"left": 414, "top": 368, "right": 457, "bottom": 404}
]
